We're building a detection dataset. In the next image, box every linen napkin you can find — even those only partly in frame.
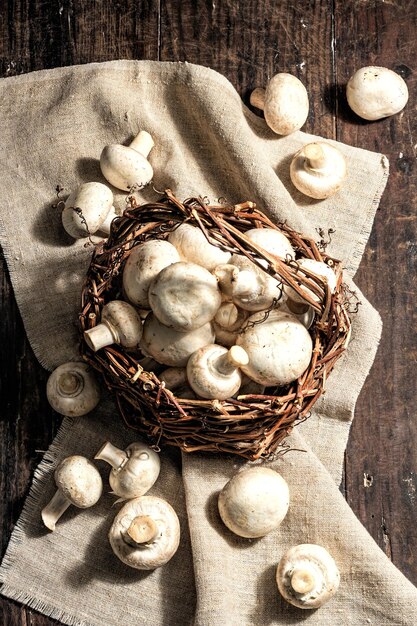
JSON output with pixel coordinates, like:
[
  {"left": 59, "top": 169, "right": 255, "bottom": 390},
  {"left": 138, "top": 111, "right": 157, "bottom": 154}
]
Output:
[{"left": 0, "top": 60, "right": 416, "bottom": 625}]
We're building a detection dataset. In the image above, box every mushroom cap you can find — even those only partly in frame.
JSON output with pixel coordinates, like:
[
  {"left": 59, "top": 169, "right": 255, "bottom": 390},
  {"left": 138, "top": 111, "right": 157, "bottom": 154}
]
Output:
[
  {"left": 109, "top": 496, "right": 180, "bottom": 569},
  {"left": 62, "top": 182, "right": 113, "bottom": 238},
  {"left": 245, "top": 228, "right": 295, "bottom": 260},
  {"left": 102, "top": 300, "right": 143, "bottom": 349},
  {"left": 290, "top": 142, "right": 347, "bottom": 199},
  {"left": 276, "top": 543, "right": 340, "bottom": 609},
  {"left": 100, "top": 144, "right": 153, "bottom": 191},
  {"left": 55, "top": 456, "right": 103, "bottom": 508},
  {"left": 264, "top": 73, "right": 309, "bottom": 135},
  {"left": 46, "top": 362, "right": 100, "bottom": 417},
  {"left": 186, "top": 344, "right": 247, "bottom": 400},
  {"left": 218, "top": 467, "right": 289, "bottom": 538},
  {"left": 236, "top": 310, "right": 313, "bottom": 386},
  {"left": 277, "top": 299, "right": 315, "bottom": 330},
  {"left": 284, "top": 258, "right": 337, "bottom": 305},
  {"left": 109, "top": 442, "right": 161, "bottom": 499},
  {"left": 168, "top": 223, "right": 231, "bottom": 270},
  {"left": 123, "top": 240, "right": 180, "bottom": 308},
  {"left": 148, "top": 262, "right": 222, "bottom": 331},
  {"left": 346, "top": 66, "right": 409, "bottom": 121},
  {"left": 140, "top": 313, "right": 215, "bottom": 366}
]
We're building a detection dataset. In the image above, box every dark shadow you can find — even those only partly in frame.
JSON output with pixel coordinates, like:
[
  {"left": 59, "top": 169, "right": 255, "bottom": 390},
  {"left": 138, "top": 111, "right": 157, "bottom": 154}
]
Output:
[
  {"left": 75, "top": 157, "right": 105, "bottom": 183},
  {"left": 205, "top": 491, "right": 264, "bottom": 549},
  {"left": 31, "top": 196, "right": 77, "bottom": 248}
]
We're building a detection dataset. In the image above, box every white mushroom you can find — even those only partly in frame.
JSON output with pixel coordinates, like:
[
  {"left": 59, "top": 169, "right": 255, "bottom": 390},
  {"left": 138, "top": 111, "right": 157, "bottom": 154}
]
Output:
[
  {"left": 276, "top": 544, "right": 340, "bottom": 609},
  {"left": 100, "top": 130, "right": 154, "bottom": 191},
  {"left": 214, "top": 261, "right": 283, "bottom": 312},
  {"left": 187, "top": 344, "right": 249, "bottom": 400},
  {"left": 245, "top": 227, "right": 295, "bottom": 260},
  {"left": 84, "top": 301, "right": 143, "bottom": 352},
  {"left": 290, "top": 142, "right": 347, "bottom": 199},
  {"left": 235, "top": 375, "right": 265, "bottom": 397},
  {"left": 46, "top": 362, "right": 100, "bottom": 416},
  {"left": 284, "top": 258, "right": 337, "bottom": 305},
  {"left": 218, "top": 467, "right": 289, "bottom": 538},
  {"left": 95, "top": 441, "right": 160, "bottom": 499},
  {"left": 62, "top": 182, "right": 114, "bottom": 238},
  {"left": 168, "top": 222, "right": 231, "bottom": 270},
  {"left": 123, "top": 240, "right": 180, "bottom": 308},
  {"left": 250, "top": 73, "right": 309, "bottom": 135},
  {"left": 346, "top": 66, "right": 409, "bottom": 121},
  {"left": 148, "top": 262, "right": 222, "bottom": 331},
  {"left": 213, "top": 302, "right": 249, "bottom": 347},
  {"left": 140, "top": 313, "right": 215, "bottom": 366},
  {"left": 109, "top": 496, "right": 180, "bottom": 569},
  {"left": 98, "top": 205, "right": 118, "bottom": 236},
  {"left": 41, "top": 455, "right": 103, "bottom": 531},
  {"left": 236, "top": 310, "right": 313, "bottom": 386}
]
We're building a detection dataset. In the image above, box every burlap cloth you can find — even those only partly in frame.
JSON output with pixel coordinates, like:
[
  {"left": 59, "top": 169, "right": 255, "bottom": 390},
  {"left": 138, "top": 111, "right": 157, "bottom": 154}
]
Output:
[{"left": 0, "top": 60, "right": 416, "bottom": 625}]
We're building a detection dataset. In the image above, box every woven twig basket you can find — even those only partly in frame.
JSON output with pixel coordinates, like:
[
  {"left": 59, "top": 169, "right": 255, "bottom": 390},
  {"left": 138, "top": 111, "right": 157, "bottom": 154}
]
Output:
[{"left": 79, "top": 190, "right": 352, "bottom": 460}]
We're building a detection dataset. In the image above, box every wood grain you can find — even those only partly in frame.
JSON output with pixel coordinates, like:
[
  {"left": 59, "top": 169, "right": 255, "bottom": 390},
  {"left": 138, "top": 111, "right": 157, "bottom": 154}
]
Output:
[{"left": 0, "top": 0, "right": 416, "bottom": 623}]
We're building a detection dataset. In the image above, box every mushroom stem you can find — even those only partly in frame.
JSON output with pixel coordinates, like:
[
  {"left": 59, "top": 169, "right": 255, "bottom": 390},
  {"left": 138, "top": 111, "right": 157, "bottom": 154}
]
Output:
[
  {"left": 57, "top": 371, "right": 84, "bottom": 396},
  {"left": 303, "top": 143, "right": 326, "bottom": 170},
  {"left": 94, "top": 441, "right": 127, "bottom": 470},
  {"left": 127, "top": 515, "right": 158, "bottom": 544},
  {"left": 250, "top": 87, "right": 266, "bottom": 111},
  {"left": 41, "top": 490, "right": 71, "bottom": 531},
  {"left": 290, "top": 565, "right": 318, "bottom": 595},
  {"left": 130, "top": 130, "right": 155, "bottom": 158},
  {"left": 215, "top": 346, "right": 249, "bottom": 375},
  {"left": 84, "top": 321, "right": 119, "bottom": 352}
]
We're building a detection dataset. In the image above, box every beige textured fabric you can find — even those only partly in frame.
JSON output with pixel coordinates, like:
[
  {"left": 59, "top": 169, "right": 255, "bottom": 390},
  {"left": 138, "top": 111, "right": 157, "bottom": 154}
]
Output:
[{"left": 0, "top": 60, "right": 415, "bottom": 625}]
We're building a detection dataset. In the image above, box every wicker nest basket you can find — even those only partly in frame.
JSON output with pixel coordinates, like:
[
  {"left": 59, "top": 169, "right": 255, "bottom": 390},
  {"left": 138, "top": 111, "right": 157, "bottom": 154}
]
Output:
[{"left": 79, "top": 190, "right": 352, "bottom": 460}]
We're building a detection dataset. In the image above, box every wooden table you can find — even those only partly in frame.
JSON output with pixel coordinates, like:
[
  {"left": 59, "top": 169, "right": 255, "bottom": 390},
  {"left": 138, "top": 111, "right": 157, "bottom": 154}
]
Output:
[{"left": 1, "top": 1, "right": 416, "bottom": 623}]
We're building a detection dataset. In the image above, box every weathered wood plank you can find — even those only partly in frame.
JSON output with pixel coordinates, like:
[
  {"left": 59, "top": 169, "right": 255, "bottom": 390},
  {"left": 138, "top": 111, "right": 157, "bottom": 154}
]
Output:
[{"left": 334, "top": 0, "right": 417, "bottom": 586}]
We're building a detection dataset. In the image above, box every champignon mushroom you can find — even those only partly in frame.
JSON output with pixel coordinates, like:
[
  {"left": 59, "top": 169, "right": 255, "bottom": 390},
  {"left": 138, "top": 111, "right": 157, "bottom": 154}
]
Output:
[
  {"left": 109, "top": 496, "right": 180, "bottom": 569},
  {"left": 276, "top": 544, "right": 340, "bottom": 609},
  {"left": 235, "top": 375, "right": 265, "bottom": 397},
  {"left": 213, "top": 302, "right": 249, "bottom": 348},
  {"left": 95, "top": 441, "right": 160, "bottom": 499},
  {"left": 346, "top": 66, "right": 409, "bottom": 121},
  {"left": 218, "top": 467, "right": 289, "bottom": 538},
  {"left": 140, "top": 313, "right": 215, "bottom": 366},
  {"left": 41, "top": 455, "right": 103, "bottom": 531},
  {"left": 148, "top": 262, "right": 222, "bottom": 331},
  {"left": 61, "top": 182, "right": 114, "bottom": 238},
  {"left": 167, "top": 223, "right": 232, "bottom": 271},
  {"left": 284, "top": 258, "right": 337, "bottom": 305},
  {"left": 46, "top": 362, "right": 100, "bottom": 416},
  {"left": 290, "top": 142, "right": 347, "bottom": 199},
  {"left": 245, "top": 227, "right": 295, "bottom": 260},
  {"left": 123, "top": 240, "right": 180, "bottom": 308},
  {"left": 100, "top": 130, "right": 154, "bottom": 191},
  {"left": 214, "top": 260, "right": 283, "bottom": 312},
  {"left": 84, "top": 301, "right": 143, "bottom": 352},
  {"left": 250, "top": 73, "right": 309, "bottom": 135},
  {"left": 187, "top": 344, "right": 249, "bottom": 400},
  {"left": 236, "top": 310, "right": 313, "bottom": 386}
]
